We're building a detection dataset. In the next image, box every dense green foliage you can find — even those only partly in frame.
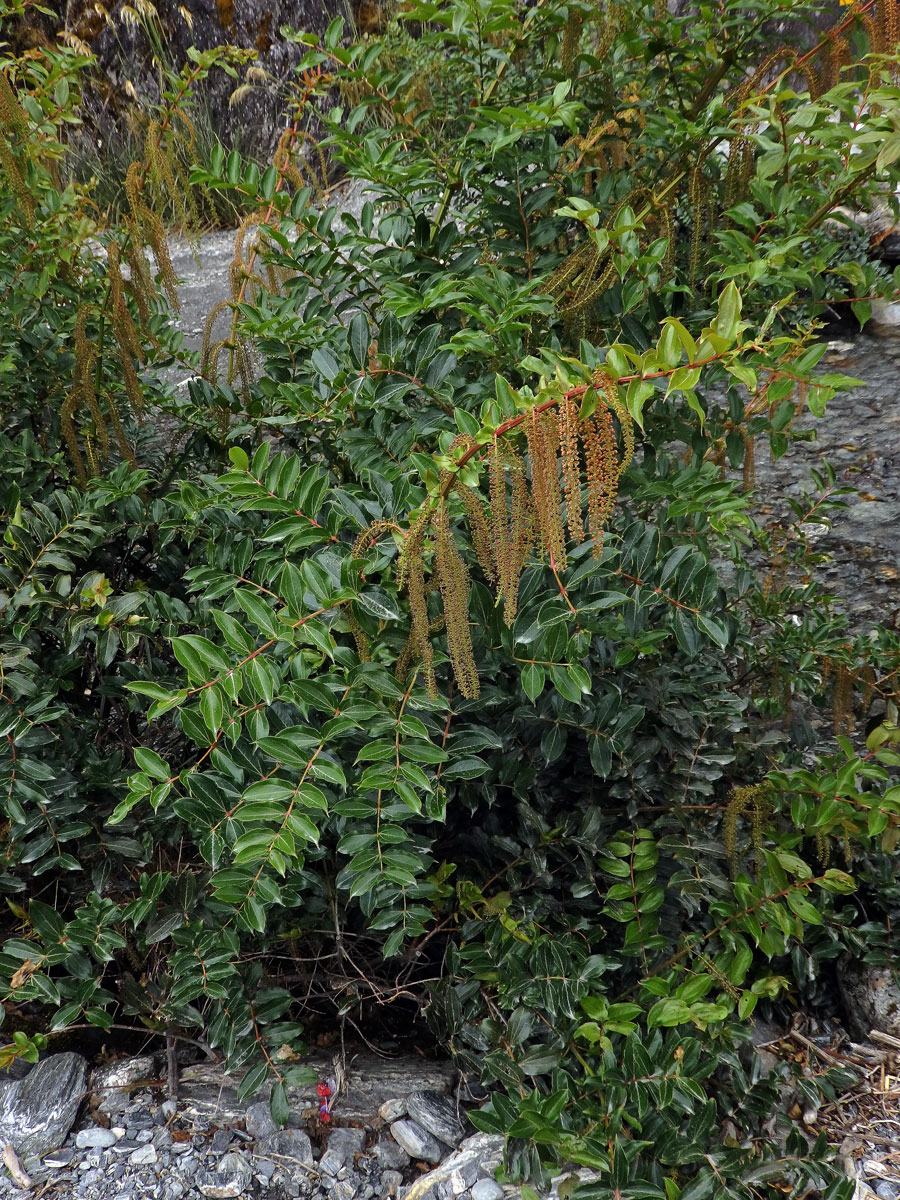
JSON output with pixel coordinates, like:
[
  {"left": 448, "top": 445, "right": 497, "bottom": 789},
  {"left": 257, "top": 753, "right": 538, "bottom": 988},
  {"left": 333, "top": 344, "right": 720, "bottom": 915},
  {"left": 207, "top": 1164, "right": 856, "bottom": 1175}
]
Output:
[{"left": 3, "top": 0, "right": 900, "bottom": 1195}]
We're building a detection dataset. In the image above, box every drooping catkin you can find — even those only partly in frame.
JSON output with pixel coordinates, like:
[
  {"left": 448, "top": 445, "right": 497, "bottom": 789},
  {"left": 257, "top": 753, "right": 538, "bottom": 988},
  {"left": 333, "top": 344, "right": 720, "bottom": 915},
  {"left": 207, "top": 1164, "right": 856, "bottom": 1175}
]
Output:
[
  {"left": 0, "top": 71, "right": 27, "bottom": 139},
  {"left": 0, "top": 131, "right": 34, "bottom": 227},
  {"left": 352, "top": 520, "right": 398, "bottom": 565},
  {"left": 880, "top": 0, "right": 900, "bottom": 50},
  {"left": 398, "top": 510, "right": 437, "bottom": 699},
  {"left": 689, "top": 166, "right": 705, "bottom": 287},
  {"left": 581, "top": 408, "right": 615, "bottom": 558},
  {"left": 723, "top": 784, "right": 769, "bottom": 875},
  {"left": 345, "top": 612, "right": 371, "bottom": 662},
  {"left": 860, "top": 11, "right": 883, "bottom": 54},
  {"left": 108, "top": 240, "right": 144, "bottom": 364},
  {"left": 139, "top": 203, "right": 179, "bottom": 310},
  {"left": 453, "top": 481, "right": 495, "bottom": 582},
  {"left": 833, "top": 663, "right": 856, "bottom": 736},
  {"left": 560, "top": 8, "right": 583, "bottom": 77},
  {"left": 593, "top": 371, "right": 634, "bottom": 474},
  {"left": 742, "top": 432, "right": 756, "bottom": 490},
  {"left": 73, "top": 305, "right": 107, "bottom": 456},
  {"left": 558, "top": 393, "right": 583, "bottom": 544},
  {"left": 60, "top": 388, "right": 87, "bottom": 485},
  {"left": 526, "top": 405, "right": 566, "bottom": 570},
  {"left": 488, "top": 438, "right": 533, "bottom": 627},
  {"left": 434, "top": 500, "right": 479, "bottom": 699}
]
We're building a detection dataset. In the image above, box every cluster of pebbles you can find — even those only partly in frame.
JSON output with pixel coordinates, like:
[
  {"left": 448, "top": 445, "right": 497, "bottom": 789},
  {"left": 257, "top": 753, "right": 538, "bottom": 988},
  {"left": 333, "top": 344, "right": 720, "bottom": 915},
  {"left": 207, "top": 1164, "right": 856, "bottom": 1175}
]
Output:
[{"left": 0, "top": 1049, "right": 595, "bottom": 1200}]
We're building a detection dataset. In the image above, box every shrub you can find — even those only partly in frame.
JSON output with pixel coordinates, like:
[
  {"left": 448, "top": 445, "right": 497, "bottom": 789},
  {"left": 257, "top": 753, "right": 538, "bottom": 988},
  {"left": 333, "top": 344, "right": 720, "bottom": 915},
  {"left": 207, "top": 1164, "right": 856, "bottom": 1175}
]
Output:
[{"left": 2, "top": 1, "right": 900, "bottom": 1196}]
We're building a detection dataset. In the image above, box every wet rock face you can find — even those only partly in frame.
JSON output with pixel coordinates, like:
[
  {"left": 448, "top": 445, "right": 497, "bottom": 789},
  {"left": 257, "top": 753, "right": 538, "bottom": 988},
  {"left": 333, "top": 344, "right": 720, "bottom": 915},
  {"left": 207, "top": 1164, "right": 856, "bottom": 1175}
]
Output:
[
  {"left": 838, "top": 959, "right": 900, "bottom": 1041},
  {"left": 85, "top": 0, "right": 339, "bottom": 161},
  {"left": 56, "top": 0, "right": 390, "bottom": 162}
]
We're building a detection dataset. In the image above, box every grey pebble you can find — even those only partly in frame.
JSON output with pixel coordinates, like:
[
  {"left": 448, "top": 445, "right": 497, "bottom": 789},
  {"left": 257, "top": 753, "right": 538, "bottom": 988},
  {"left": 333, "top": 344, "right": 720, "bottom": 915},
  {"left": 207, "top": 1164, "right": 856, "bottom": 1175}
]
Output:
[
  {"left": 256, "top": 1159, "right": 278, "bottom": 1182},
  {"left": 471, "top": 1181, "right": 504, "bottom": 1200},
  {"left": 216, "top": 1150, "right": 252, "bottom": 1177},
  {"left": 75, "top": 1127, "right": 118, "bottom": 1150},
  {"left": 161, "top": 1099, "right": 178, "bottom": 1119},
  {"left": 112, "top": 1139, "right": 142, "bottom": 1153},
  {"left": 379, "top": 1098, "right": 407, "bottom": 1122},
  {"left": 876, "top": 1184, "right": 900, "bottom": 1200},
  {"left": 42, "top": 1149, "right": 74, "bottom": 1167},
  {"left": 332, "top": 1183, "right": 357, "bottom": 1200},
  {"left": 382, "top": 1170, "right": 403, "bottom": 1198},
  {"left": 210, "top": 1128, "right": 233, "bottom": 1153},
  {"left": 129, "top": 1144, "right": 158, "bottom": 1166}
]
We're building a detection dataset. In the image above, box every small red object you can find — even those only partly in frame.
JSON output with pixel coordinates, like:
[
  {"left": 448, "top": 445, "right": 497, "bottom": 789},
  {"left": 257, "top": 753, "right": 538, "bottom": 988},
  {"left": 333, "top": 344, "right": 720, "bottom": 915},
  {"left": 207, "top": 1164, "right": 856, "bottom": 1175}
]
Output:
[
  {"left": 317, "top": 1082, "right": 331, "bottom": 1098},
  {"left": 320, "top": 1110, "right": 332, "bottom": 1123}
]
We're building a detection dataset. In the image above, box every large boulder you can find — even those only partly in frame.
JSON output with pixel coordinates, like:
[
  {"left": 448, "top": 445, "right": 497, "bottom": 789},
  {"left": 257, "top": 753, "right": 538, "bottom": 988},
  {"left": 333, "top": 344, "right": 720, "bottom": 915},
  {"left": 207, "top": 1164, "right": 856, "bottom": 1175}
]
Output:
[
  {"left": 0, "top": 1051, "right": 88, "bottom": 1159},
  {"left": 838, "top": 958, "right": 900, "bottom": 1041}
]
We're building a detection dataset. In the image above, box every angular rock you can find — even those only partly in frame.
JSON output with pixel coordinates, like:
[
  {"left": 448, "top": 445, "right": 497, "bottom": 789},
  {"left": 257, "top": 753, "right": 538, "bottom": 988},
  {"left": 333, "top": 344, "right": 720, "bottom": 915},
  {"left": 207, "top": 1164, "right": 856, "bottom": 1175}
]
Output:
[
  {"left": 382, "top": 1170, "right": 403, "bottom": 1198},
  {"left": 390, "top": 1118, "right": 443, "bottom": 1165},
  {"left": 259, "top": 1127, "right": 314, "bottom": 1165},
  {"left": 0, "top": 1051, "right": 87, "bottom": 1158},
  {"left": 199, "top": 1183, "right": 245, "bottom": 1200},
  {"left": 407, "top": 1091, "right": 466, "bottom": 1148},
  {"left": 246, "top": 1099, "right": 278, "bottom": 1140},
  {"left": 374, "top": 1135, "right": 410, "bottom": 1170},
  {"left": 378, "top": 1097, "right": 407, "bottom": 1122},
  {"left": 129, "top": 1144, "right": 158, "bottom": 1165},
  {"left": 320, "top": 1126, "right": 366, "bottom": 1174},
  {"left": 402, "top": 1134, "right": 505, "bottom": 1200},
  {"left": 217, "top": 1150, "right": 252, "bottom": 1177},
  {"left": 92, "top": 1055, "right": 158, "bottom": 1092},
  {"left": 210, "top": 1128, "right": 234, "bottom": 1153}
]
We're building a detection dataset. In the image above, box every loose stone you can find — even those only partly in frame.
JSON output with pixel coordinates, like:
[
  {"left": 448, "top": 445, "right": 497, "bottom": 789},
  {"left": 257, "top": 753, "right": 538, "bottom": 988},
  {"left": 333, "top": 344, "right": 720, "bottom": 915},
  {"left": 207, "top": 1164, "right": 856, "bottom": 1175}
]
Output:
[
  {"left": 245, "top": 1100, "right": 278, "bottom": 1140},
  {"left": 379, "top": 1098, "right": 408, "bottom": 1122},
  {"left": 471, "top": 1181, "right": 505, "bottom": 1200},
  {"left": 210, "top": 1128, "right": 234, "bottom": 1153},
  {"left": 382, "top": 1169, "right": 404, "bottom": 1197},
  {"left": 320, "top": 1126, "right": 366, "bottom": 1175},
  {"left": 374, "top": 1135, "right": 411, "bottom": 1170},
  {"left": 389, "top": 1119, "right": 443, "bottom": 1164},
  {"left": 0, "top": 1051, "right": 88, "bottom": 1159},
  {"left": 259, "top": 1127, "right": 314, "bottom": 1164},
  {"left": 75, "top": 1127, "right": 118, "bottom": 1150},
  {"left": 129, "top": 1144, "right": 158, "bottom": 1166},
  {"left": 407, "top": 1092, "right": 466, "bottom": 1148}
]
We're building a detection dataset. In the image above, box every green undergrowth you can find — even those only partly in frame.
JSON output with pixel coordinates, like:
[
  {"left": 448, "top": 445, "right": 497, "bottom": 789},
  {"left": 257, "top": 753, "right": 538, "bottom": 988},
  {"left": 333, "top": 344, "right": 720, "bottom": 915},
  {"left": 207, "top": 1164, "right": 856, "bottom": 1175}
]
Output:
[{"left": 2, "top": 1, "right": 900, "bottom": 1197}]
